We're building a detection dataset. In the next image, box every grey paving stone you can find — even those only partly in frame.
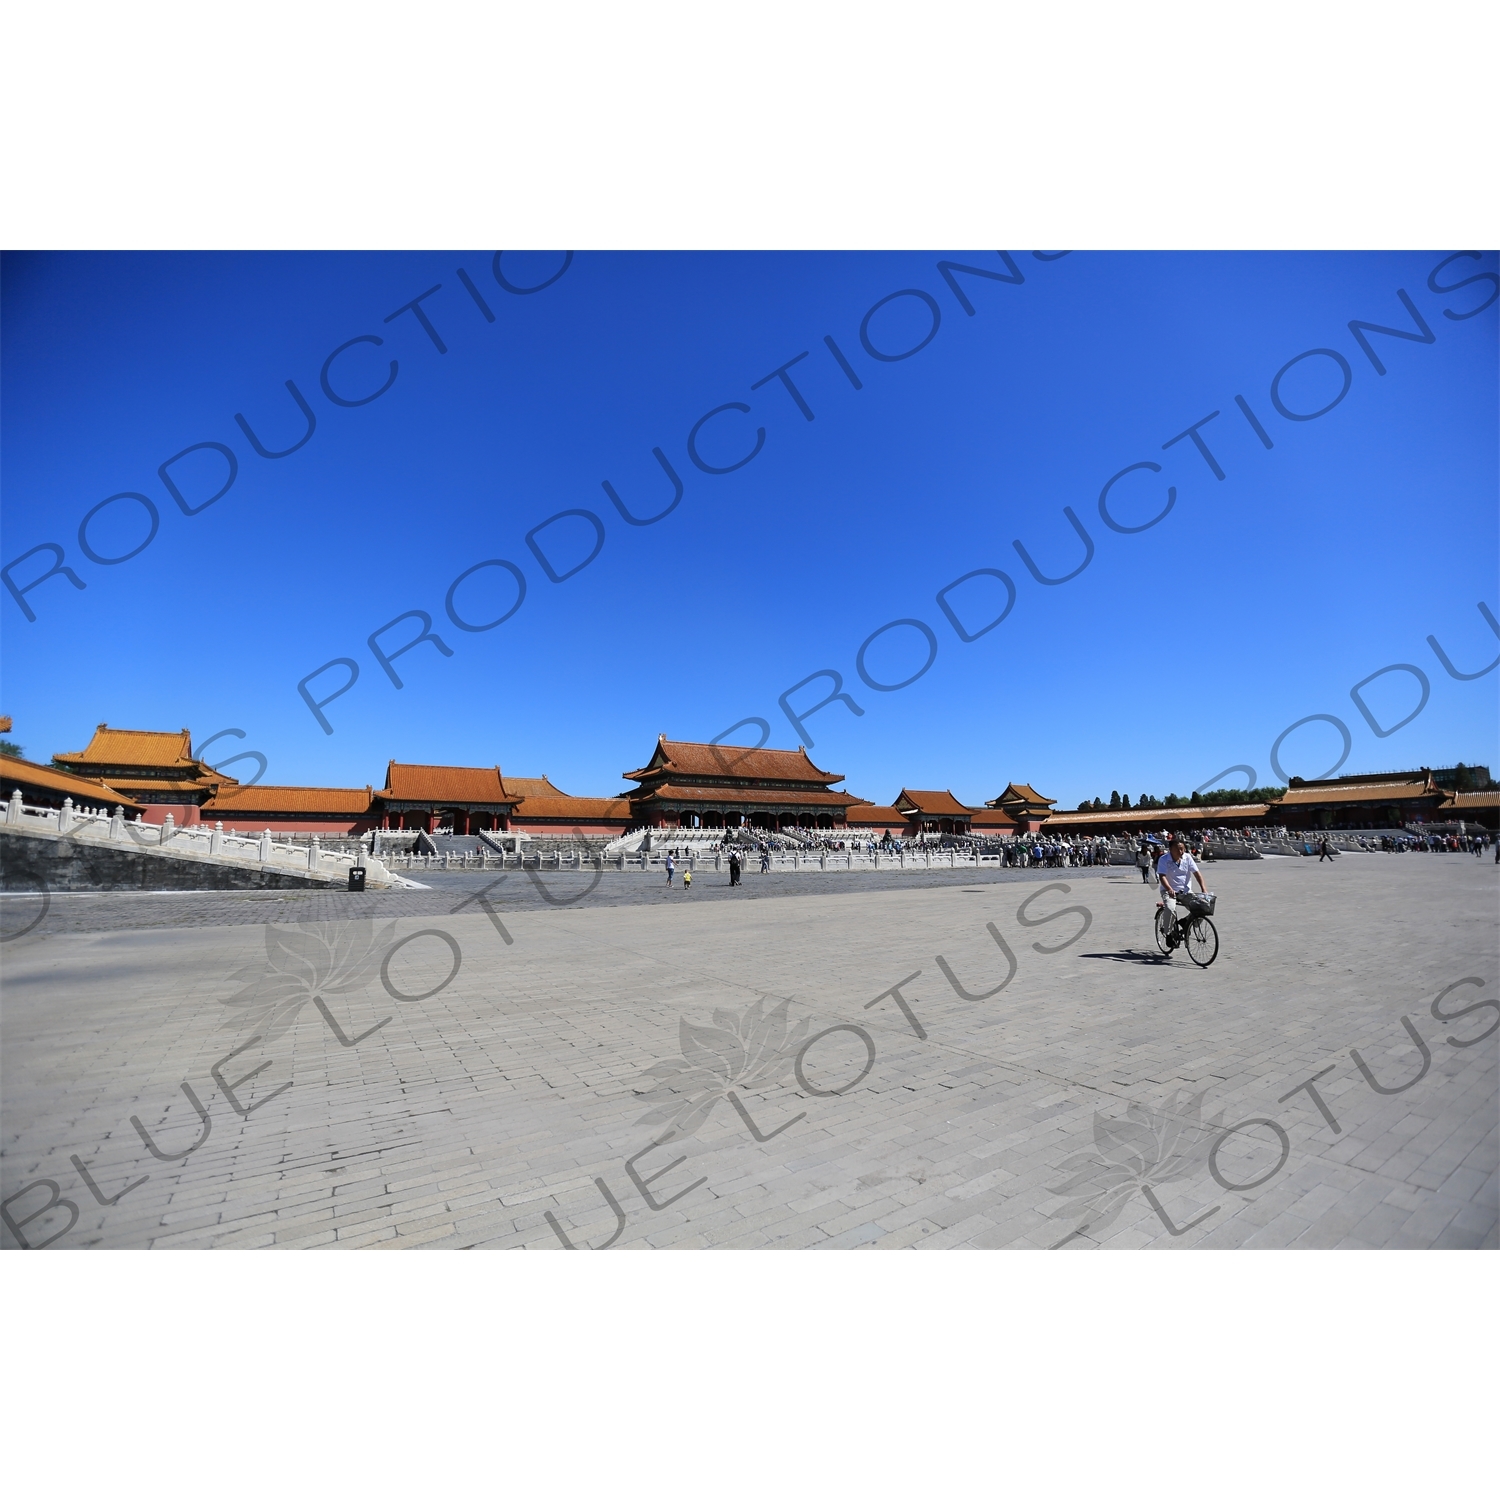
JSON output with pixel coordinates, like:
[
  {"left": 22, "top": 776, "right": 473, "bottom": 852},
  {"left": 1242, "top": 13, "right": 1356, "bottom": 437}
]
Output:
[{"left": 2, "top": 854, "right": 1494, "bottom": 1250}]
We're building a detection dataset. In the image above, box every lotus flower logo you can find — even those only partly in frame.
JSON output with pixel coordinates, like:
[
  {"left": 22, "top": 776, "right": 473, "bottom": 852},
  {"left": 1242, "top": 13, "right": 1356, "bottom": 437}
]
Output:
[
  {"left": 632, "top": 996, "right": 814, "bottom": 1139},
  {"left": 220, "top": 920, "right": 398, "bottom": 1042},
  {"left": 1049, "top": 1089, "right": 1225, "bottom": 1244}
]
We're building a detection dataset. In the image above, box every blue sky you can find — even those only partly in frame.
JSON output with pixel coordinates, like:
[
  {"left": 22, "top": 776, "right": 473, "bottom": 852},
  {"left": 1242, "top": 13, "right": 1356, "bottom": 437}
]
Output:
[{"left": 3, "top": 250, "right": 1496, "bottom": 808}]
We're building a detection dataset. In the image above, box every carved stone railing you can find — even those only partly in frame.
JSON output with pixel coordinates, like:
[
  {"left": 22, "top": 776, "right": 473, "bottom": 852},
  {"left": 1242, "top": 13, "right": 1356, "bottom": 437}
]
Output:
[{"left": 2, "top": 790, "right": 414, "bottom": 886}]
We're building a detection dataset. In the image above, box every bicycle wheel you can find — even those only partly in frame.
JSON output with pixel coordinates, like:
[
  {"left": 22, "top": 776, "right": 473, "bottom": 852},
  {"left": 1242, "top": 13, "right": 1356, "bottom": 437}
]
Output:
[
  {"left": 1186, "top": 916, "right": 1218, "bottom": 968},
  {"left": 1154, "top": 908, "right": 1174, "bottom": 955}
]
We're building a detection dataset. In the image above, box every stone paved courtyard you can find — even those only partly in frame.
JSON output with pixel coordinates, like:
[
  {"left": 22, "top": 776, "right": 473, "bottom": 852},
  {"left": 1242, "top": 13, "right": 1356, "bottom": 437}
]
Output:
[{"left": 2, "top": 853, "right": 1495, "bottom": 1250}]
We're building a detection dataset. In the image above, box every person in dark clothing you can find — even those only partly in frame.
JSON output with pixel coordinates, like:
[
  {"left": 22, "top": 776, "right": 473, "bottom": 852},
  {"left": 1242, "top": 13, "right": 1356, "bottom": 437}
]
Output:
[
  {"left": 1318, "top": 838, "right": 1335, "bottom": 862},
  {"left": 729, "top": 851, "right": 741, "bottom": 887}
]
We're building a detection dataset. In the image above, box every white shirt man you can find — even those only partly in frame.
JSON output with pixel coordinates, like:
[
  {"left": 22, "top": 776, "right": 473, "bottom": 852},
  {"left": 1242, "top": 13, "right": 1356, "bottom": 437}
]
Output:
[{"left": 1157, "top": 838, "right": 1207, "bottom": 901}]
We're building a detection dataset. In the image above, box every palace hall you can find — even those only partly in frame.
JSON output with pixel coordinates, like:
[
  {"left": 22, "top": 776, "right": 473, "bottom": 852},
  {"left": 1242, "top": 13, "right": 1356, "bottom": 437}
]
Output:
[{"left": 9, "top": 720, "right": 1493, "bottom": 840}]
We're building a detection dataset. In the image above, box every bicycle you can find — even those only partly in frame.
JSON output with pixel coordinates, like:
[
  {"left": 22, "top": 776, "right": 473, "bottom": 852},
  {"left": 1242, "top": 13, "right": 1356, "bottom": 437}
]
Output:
[{"left": 1154, "top": 890, "right": 1219, "bottom": 967}]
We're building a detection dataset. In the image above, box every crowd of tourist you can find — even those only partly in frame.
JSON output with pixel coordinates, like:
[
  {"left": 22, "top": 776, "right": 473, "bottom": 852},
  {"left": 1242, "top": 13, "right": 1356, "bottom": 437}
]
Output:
[{"left": 655, "top": 825, "right": 1493, "bottom": 865}]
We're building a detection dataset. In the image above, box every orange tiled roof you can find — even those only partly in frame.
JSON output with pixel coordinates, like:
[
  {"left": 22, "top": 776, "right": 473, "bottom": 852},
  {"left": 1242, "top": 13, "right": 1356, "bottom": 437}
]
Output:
[
  {"left": 202, "top": 785, "right": 374, "bottom": 815},
  {"left": 78, "top": 776, "right": 220, "bottom": 796},
  {"left": 1044, "top": 804, "right": 1271, "bottom": 827},
  {"left": 895, "top": 788, "right": 971, "bottom": 817},
  {"left": 1277, "top": 777, "right": 1439, "bottom": 806},
  {"left": 504, "top": 775, "right": 568, "bottom": 799},
  {"left": 846, "top": 804, "right": 909, "bottom": 825},
  {"left": 1, "top": 755, "right": 143, "bottom": 810},
  {"left": 1442, "top": 789, "right": 1500, "bottom": 809},
  {"left": 55, "top": 724, "right": 198, "bottom": 769},
  {"left": 378, "top": 762, "right": 513, "bottom": 805},
  {"left": 969, "top": 808, "right": 1020, "bottom": 828},
  {"left": 510, "top": 795, "right": 634, "bottom": 821},
  {"left": 1290, "top": 769, "right": 1435, "bottom": 790},
  {"left": 987, "top": 782, "right": 1056, "bottom": 809},
  {"left": 624, "top": 738, "right": 843, "bottom": 786},
  {"left": 633, "top": 783, "right": 858, "bottom": 807}
]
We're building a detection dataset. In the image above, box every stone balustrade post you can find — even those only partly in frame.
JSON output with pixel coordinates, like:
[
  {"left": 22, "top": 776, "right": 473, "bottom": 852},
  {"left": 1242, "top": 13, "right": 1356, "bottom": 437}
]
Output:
[
  {"left": 59, "top": 797, "right": 74, "bottom": 834},
  {"left": 109, "top": 805, "right": 124, "bottom": 840},
  {"left": 210, "top": 821, "right": 224, "bottom": 856},
  {"left": 6, "top": 789, "right": 21, "bottom": 825},
  {"left": 308, "top": 837, "right": 321, "bottom": 872},
  {"left": 161, "top": 813, "right": 175, "bottom": 843},
  {"left": 259, "top": 830, "right": 273, "bottom": 862}
]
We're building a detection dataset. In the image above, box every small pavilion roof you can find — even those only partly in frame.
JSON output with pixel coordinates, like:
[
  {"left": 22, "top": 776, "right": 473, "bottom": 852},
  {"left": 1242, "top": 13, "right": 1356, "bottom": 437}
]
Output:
[
  {"left": 986, "top": 782, "right": 1056, "bottom": 810},
  {"left": 969, "top": 807, "right": 1020, "bottom": 828},
  {"left": 504, "top": 775, "right": 569, "bottom": 799},
  {"left": 894, "top": 788, "right": 971, "bottom": 817},
  {"left": 846, "top": 804, "right": 909, "bottom": 826}
]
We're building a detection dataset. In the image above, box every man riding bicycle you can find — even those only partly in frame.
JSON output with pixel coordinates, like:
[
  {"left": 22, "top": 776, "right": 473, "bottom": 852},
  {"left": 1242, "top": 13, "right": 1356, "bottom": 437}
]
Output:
[{"left": 1157, "top": 836, "right": 1208, "bottom": 927}]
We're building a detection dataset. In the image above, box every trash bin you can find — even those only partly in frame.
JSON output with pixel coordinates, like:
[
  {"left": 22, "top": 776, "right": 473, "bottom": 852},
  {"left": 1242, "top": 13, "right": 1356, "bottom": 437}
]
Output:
[{"left": 348, "top": 866, "right": 366, "bottom": 892}]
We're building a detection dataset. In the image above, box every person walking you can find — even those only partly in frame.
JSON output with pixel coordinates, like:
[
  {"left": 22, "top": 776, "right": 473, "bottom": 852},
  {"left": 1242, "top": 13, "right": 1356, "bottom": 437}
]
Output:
[
  {"left": 729, "top": 849, "right": 741, "bottom": 887},
  {"left": 1318, "top": 837, "right": 1334, "bottom": 862},
  {"left": 683, "top": 867, "right": 692, "bottom": 892},
  {"left": 1136, "top": 841, "right": 1152, "bottom": 884},
  {"left": 664, "top": 852, "right": 675, "bottom": 888}
]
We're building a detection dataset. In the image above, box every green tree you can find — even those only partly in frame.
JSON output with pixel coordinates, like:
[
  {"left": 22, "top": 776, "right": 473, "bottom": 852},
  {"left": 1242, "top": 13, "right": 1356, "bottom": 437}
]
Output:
[
  {"left": 1109, "top": 790, "right": 1120, "bottom": 809},
  {"left": 0, "top": 738, "right": 23, "bottom": 759}
]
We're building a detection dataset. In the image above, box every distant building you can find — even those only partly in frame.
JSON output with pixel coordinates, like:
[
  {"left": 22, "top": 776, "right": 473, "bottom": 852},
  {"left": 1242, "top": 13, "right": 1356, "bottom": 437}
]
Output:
[
  {"left": 983, "top": 782, "right": 1057, "bottom": 833},
  {"left": 893, "top": 789, "right": 972, "bottom": 836},
  {"left": 622, "top": 736, "right": 860, "bottom": 830},
  {"left": 202, "top": 783, "right": 376, "bottom": 835},
  {"left": 845, "top": 803, "right": 909, "bottom": 837},
  {"left": 374, "top": 762, "right": 514, "bottom": 834},
  {"left": 53, "top": 725, "right": 228, "bottom": 824},
  {"left": 1436, "top": 789, "right": 1500, "bottom": 830},
  {"left": 506, "top": 777, "right": 634, "bottom": 836},
  {"left": 1275, "top": 770, "right": 1448, "bottom": 830},
  {"left": 2, "top": 753, "right": 144, "bottom": 814},
  {"left": 1043, "top": 803, "right": 1270, "bottom": 835}
]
